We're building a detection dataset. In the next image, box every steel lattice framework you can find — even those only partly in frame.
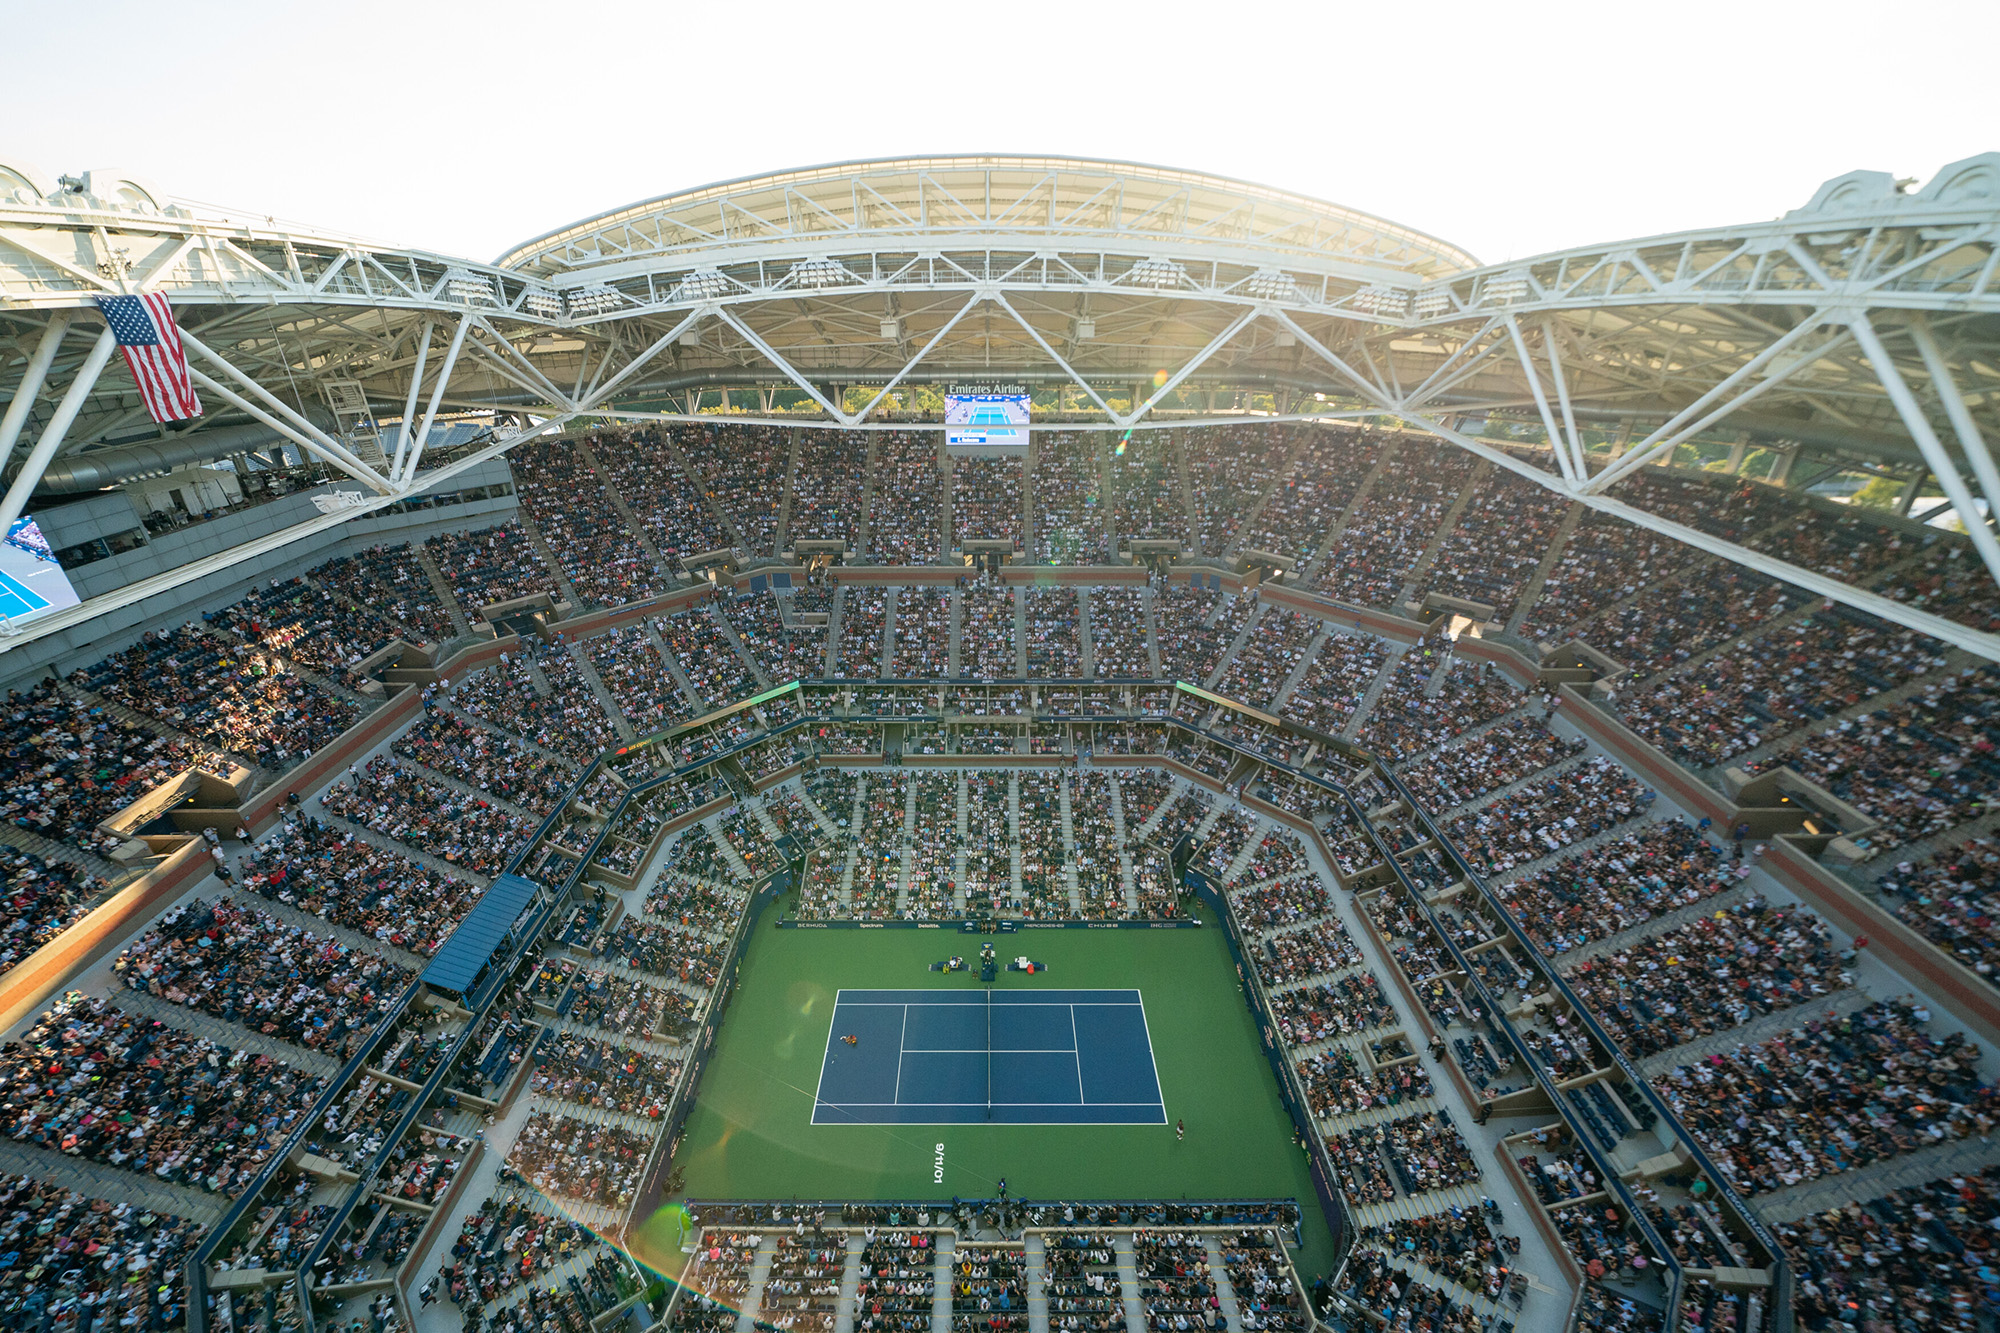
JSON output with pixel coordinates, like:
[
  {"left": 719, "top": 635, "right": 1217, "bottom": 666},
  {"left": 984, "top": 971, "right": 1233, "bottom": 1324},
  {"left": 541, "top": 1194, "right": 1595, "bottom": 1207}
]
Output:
[{"left": 2, "top": 153, "right": 1997, "bottom": 657}]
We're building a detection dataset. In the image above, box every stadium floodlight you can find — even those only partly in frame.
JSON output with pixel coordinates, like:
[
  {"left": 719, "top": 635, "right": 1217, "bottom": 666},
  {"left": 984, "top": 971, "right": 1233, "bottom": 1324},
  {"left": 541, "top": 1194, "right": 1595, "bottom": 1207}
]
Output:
[
  {"left": 879, "top": 317, "right": 903, "bottom": 339},
  {"left": 1074, "top": 317, "right": 1096, "bottom": 339},
  {"left": 789, "top": 257, "right": 858, "bottom": 288},
  {"left": 1242, "top": 268, "right": 1302, "bottom": 302},
  {"left": 522, "top": 286, "right": 563, "bottom": 320},
  {"left": 566, "top": 284, "right": 627, "bottom": 317},
  {"left": 1351, "top": 286, "right": 1411, "bottom": 319},
  {"left": 672, "top": 269, "right": 731, "bottom": 302},
  {"left": 1123, "top": 257, "right": 1189, "bottom": 289},
  {"left": 1412, "top": 287, "right": 1455, "bottom": 319},
  {"left": 1482, "top": 272, "right": 1532, "bottom": 304},
  {"left": 443, "top": 269, "right": 496, "bottom": 306}
]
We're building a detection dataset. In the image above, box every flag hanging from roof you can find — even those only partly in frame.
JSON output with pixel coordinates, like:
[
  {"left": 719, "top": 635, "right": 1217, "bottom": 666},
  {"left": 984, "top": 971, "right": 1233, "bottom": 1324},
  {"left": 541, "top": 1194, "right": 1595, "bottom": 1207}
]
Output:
[{"left": 92, "top": 293, "right": 203, "bottom": 424}]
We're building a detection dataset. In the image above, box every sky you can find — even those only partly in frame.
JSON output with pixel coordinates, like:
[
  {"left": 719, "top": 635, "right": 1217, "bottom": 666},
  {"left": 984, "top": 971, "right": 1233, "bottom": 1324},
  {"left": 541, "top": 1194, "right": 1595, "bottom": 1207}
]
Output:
[{"left": 4, "top": 0, "right": 1994, "bottom": 269}]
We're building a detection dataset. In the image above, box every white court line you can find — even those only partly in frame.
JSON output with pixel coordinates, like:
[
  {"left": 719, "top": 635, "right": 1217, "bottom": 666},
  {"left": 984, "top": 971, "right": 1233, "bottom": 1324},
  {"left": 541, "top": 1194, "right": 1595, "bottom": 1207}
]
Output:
[
  {"left": 1133, "top": 995, "right": 1168, "bottom": 1125},
  {"left": 819, "top": 1101, "right": 1166, "bottom": 1107},
  {"left": 809, "top": 990, "right": 840, "bottom": 1109},
  {"left": 1069, "top": 1005, "right": 1085, "bottom": 1103},
  {"left": 892, "top": 1004, "right": 909, "bottom": 1103}
]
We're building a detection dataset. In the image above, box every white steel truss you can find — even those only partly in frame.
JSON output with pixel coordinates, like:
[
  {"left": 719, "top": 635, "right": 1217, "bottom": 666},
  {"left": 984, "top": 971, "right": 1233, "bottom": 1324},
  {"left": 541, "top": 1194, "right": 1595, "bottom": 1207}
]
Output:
[{"left": 1, "top": 152, "right": 1997, "bottom": 660}]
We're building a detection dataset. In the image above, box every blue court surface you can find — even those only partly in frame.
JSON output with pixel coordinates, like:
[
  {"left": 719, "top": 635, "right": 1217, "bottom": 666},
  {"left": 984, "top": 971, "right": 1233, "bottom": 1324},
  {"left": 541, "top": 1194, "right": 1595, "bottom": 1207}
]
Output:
[
  {"left": 812, "top": 989, "right": 1166, "bottom": 1125},
  {"left": 0, "top": 569, "right": 49, "bottom": 619}
]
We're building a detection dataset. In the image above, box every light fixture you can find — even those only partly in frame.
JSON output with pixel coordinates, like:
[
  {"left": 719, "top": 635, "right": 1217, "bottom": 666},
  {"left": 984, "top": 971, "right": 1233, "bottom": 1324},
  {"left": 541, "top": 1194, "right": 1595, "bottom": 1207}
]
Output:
[
  {"left": 789, "top": 257, "right": 857, "bottom": 288},
  {"left": 1123, "top": 257, "right": 1188, "bottom": 289},
  {"left": 1483, "top": 272, "right": 1532, "bottom": 304},
  {"left": 444, "top": 269, "right": 496, "bottom": 305},
  {"left": 1242, "top": 269, "right": 1301, "bottom": 302},
  {"left": 522, "top": 287, "right": 562, "bottom": 319},
  {"left": 673, "top": 269, "right": 731, "bottom": 302},
  {"left": 566, "top": 284, "right": 626, "bottom": 317},
  {"left": 1412, "top": 287, "right": 1454, "bottom": 318},
  {"left": 1351, "top": 286, "right": 1410, "bottom": 318}
]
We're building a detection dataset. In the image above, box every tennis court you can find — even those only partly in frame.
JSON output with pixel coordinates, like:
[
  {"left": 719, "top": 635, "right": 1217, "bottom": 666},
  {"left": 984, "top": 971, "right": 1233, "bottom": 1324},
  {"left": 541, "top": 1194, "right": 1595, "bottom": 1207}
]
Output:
[{"left": 812, "top": 988, "right": 1165, "bottom": 1125}]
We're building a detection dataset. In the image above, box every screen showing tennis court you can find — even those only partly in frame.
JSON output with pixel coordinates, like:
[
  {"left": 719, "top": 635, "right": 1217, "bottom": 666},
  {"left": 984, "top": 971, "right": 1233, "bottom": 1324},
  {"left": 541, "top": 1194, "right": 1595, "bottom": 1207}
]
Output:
[
  {"left": 944, "top": 392, "right": 1030, "bottom": 451},
  {"left": 812, "top": 988, "right": 1165, "bottom": 1125},
  {"left": 0, "top": 517, "right": 81, "bottom": 627}
]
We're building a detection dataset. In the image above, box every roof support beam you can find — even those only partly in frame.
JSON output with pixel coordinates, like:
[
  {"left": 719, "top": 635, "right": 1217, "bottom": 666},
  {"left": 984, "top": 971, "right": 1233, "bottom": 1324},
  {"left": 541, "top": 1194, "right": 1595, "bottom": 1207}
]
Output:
[
  {"left": 576, "top": 308, "right": 709, "bottom": 412},
  {"left": 1122, "top": 307, "right": 1259, "bottom": 429},
  {"left": 1581, "top": 318, "right": 1841, "bottom": 493},
  {"left": 403, "top": 314, "right": 471, "bottom": 485},
  {"left": 179, "top": 330, "right": 391, "bottom": 490},
  {"left": 1851, "top": 310, "right": 2000, "bottom": 588},
  {"left": 389, "top": 318, "right": 435, "bottom": 482},
  {"left": 852, "top": 294, "right": 983, "bottom": 424},
  {"left": 989, "top": 294, "right": 1120, "bottom": 421},
  {"left": 1907, "top": 313, "right": 2000, "bottom": 535},
  {"left": 716, "top": 308, "right": 852, "bottom": 425},
  {"left": 1505, "top": 316, "right": 1579, "bottom": 486},
  {"left": 0, "top": 312, "right": 74, "bottom": 475},
  {"left": 0, "top": 326, "right": 115, "bottom": 548}
]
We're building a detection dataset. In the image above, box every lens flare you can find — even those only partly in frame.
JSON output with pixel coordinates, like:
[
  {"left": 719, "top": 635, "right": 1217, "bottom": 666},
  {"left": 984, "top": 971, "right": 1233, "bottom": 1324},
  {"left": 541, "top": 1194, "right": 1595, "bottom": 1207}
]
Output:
[{"left": 1151, "top": 369, "right": 1168, "bottom": 389}]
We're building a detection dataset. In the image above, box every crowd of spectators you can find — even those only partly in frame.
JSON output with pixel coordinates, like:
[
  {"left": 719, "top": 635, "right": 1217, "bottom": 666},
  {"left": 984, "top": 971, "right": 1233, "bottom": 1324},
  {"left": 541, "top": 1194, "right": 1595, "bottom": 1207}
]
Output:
[
  {"left": 1780, "top": 1165, "right": 2000, "bottom": 1333},
  {"left": 1746, "top": 665, "right": 2000, "bottom": 855},
  {"left": 424, "top": 522, "right": 559, "bottom": 611},
  {"left": 953, "top": 458, "right": 1023, "bottom": 547},
  {"left": 1354, "top": 650, "right": 1521, "bottom": 764},
  {"left": 311, "top": 542, "right": 458, "bottom": 645},
  {"left": 1295, "top": 1044, "right": 1430, "bottom": 1121},
  {"left": 510, "top": 437, "right": 662, "bottom": 607},
  {"left": 588, "top": 626, "right": 693, "bottom": 732},
  {"left": 1398, "top": 713, "right": 1583, "bottom": 813},
  {"left": 1086, "top": 588, "right": 1151, "bottom": 677},
  {"left": 1876, "top": 838, "right": 2000, "bottom": 989},
  {"left": 442, "top": 1195, "right": 593, "bottom": 1311},
  {"left": 1326, "top": 1110, "right": 1480, "bottom": 1202},
  {"left": 1277, "top": 631, "right": 1388, "bottom": 737},
  {"left": 1215, "top": 608, "right": 1318, "bottom": 707},
  {"left": 1564, "top": 900, "right": 1849, "bottom": 1058},
  {"left": 400, "top": 706, "right": 576, "bottom": 814},
  {"left": 1352, "top": 1208, "right": 1515, "bottom": 1306},
  {"left": 891, "top": 589, "right": 952, "bottom": 678},
  {"left": 789, "top": 433, "right": 868, "bottom": 547},
  {"left": 0, "top": 1175, "right": 197, "bottom": 1329},
  {"left": 589, "top": 429, "right": 736, "bottom": 563},
  {"left": 837, "top": 588, "right": 889, "bottom": 678},
  {"left": 1033, "top": 435, "right": 1109, "bottom": 564},
  {"left": 1267, "top": 973, "right": 1395, "bottom": 1043},
  {"left": 240, "top": 815, "right": 485, "bottom": 956},
  {"left": 1024, "top": 587, "right": 1083, "bottom": 678},
  {"left": 0, "top": 846, "right": 107, "bottom": 978},
  {"left": 1421, "top": 471, "right": 1573, "bottom": 621},
  {"left": 320, "top": 755, "right": 534, "bottom": 876},
  {"left": 1655, "top": 999, "right": 1999, "bottom": 1195},
  {"left": 677, "top": 425, "right": 788, "bottom": 556},
  {"left": 867, "top": 435, "right": 943, "bottom": 563},
  {"left": 1315, "top": 442, "right": 1476, "bottom": 609},
  {"left": 82, "top": 625, "right": 359, "bottom": 772},
  {"left": 505, "top": 1110, "right": 651, "bottom": 1209},
  {"left": 855, "top": 1228, "right": 936, "bottom": 1333},
  {"left": 1574, "top": 564, "right": 1793, "bottom": 679},
  {"left": 1337, "top": 1249, "right": 1482, "bottom": 1333},
  {"left": 116, "top": 895, "right": 412, "bottom": 1058},
  {"left": 0, "top": 992, "right": 322, "bottom": 1196},
  {"left": 1154, "top": 587, "right": 1255, "bottom": 685},
  {"left": 658, "top": 607, "right": 759, "bottom": 705},
  {"left": 1109, "top": 437, "right": 1187, "bottom": 545},
  {"left": 1185, "top": 427, "right": 1295, "bottom": 557},
  {"left": 1519, "top": 512, "right": 1700, "bottom": 646},
  {"left": 1500, "top": 818, "right": 1735, "bottom": 957},
  {"left": 1445, "top": 756, "right": 1649, "bottom": 877},
  {"left": 528, "top": 1032, "right": 681, "bottom": 1118},
  {"left": 1, "top": 682, "right": 202, "bottom": 855},
  {"left": 719, "top": 591, "right": 827, "bottom": 683},
  {"left": 216, "top": 576, "right": 404, "bottom": 686},
  {"left": 962, "top": 581, "right": 1017, "bottom": 678},
  {"left": 1616, "top": 609, "right": 1950, "bottom": 770},
  {"left": 1238, "top": 430, "right": 1380, "bottom": 568}
]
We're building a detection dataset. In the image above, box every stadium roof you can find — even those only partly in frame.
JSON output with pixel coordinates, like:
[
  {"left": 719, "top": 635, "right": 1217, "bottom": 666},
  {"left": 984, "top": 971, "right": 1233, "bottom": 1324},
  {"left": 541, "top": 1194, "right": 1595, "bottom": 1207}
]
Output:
[{"left": 1, "top": 151, "right": 1998, "bottom": 660}]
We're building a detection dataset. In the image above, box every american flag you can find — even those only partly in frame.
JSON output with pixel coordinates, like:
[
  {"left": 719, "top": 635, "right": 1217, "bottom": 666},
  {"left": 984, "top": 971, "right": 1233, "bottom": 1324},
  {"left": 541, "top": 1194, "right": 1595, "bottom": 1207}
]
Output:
[{"left": 93, "top": 293, "right": 203, "bottom": 424}]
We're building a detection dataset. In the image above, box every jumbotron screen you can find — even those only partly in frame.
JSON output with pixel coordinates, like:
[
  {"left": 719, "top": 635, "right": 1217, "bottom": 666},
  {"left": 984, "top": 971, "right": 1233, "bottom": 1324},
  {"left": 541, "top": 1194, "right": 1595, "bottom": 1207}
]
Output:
[
  {"left": 0, "top": 516, "right": 81, "bottom": 628},
  {"left": 944, "top": 385, "right": 1030, "bottom": 451}
]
